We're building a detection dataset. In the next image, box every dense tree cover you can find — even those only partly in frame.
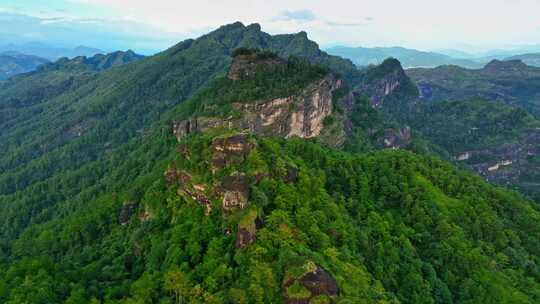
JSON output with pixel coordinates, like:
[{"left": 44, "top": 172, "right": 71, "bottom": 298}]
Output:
[
  {"left": 402, "top": 98, "right": 540, "bottom": 154},
  {"left": 383, "top": 97, "right": 540, "bottom": 199},
  {"left": 406, "top": 60, "right": 540, "bottom": 118},
  {"left": 1, "top": 55, "right": 539, "bottom": 302},
  {"left": 360, "top": 58, "right": 540, "bottom": 200},
  {"left": 37, "top": 50, "right": 144, "bottom": 73},
  {"left": 0, "top": 128, "right": 538, "bottom": 303}
]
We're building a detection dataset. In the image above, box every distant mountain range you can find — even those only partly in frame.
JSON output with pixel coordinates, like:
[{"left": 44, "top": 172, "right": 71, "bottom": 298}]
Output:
[
  {"left": 0, "top": 42, "right": 103, "bottom": 61},
  {"left": 326, "top": 45, "right": 540, "bottom": 69},
  {"left": 0, "top": 52, "right": 49, "bottom": 80},
  {"left": 406, "top": 59, "right": 540, "bottom": 118},
  {"left": 37, "top": 50, "right": 145, "bottom": 73},
  {"left": 506, "top": 53, "right": 540, "bottom": 67},
  {"left": 326, "top": 46, "right": 484, "bottom": 68},
  {"left": 0, "top": 49, "right": 143, "bottom": 81}
]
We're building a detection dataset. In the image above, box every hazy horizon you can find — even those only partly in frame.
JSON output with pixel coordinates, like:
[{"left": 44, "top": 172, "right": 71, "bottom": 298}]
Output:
[{"left": 2, "top": 0, "right": 540, "bottom": 55}]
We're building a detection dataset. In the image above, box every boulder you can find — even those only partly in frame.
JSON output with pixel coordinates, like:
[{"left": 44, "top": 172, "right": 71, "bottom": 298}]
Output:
[
  {"left": 284, "top": 262, "right": 339, "bottom": 304},
  {"left": 284, "top": 165, "right": 299, "bottom": 183},
  {"left": 221, "top": 173, "right": 250, "bottom": 213},
  {"left": 235, "top": 210, "right": 263, "bottom": 249},
  {"left": 211, "top": 134, "right": 253, "bottom": 170},
  {"left": 377, "top": 126, "right": 411, "bottom": 150},
  {"left": 119, "top": 201, "right": 138, "bottom": 225}
]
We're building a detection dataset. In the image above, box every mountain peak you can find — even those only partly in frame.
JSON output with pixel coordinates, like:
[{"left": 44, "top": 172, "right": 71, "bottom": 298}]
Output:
[
  {"left": 379, "top": 57, "right": 404, "bottom": 70},
  {"left": 246, "top": 23, "right": 262, "bottom": 31},
  {"left": 365, "top": 57, "right": 406, "bottom": 82},
  {"left": 297, "top": 31, "right": 309, "bottom": 38},
  {"left": 361, "top": 57, "right": 419, "bottom": 107}
]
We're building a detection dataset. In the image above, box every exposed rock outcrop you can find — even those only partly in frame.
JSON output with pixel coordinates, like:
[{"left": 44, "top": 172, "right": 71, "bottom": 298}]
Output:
[
  {"left": 284, "top": 165, "right": 299, "bottom": 183},
  {"left": 377, "top": 126, "right": 412, "bottom": 150},
  {"left": 284, "top": 262, "right": 339, "bottom": 304},
  {"left": 179, "top": 185, "right": 212, "bottom": 215},
  {"left": 458, "top": 132, "right": 540, "bottom": 186},
  {"left": 359, "top": 58, "right": 418, "bottom": 108},
  {"left": 220, "top": 173, "right": 250, "bottom": 213},
  {"left": 236, "top": 74, "right": 341, "bottom": 138},
  {"left": 168, "top": 169, "right": 213, "bottom": 215},
  {"left": 211, "top": 134, "right": 254, "bottom": 170},
  {"left": 172, "top": 75, "right": 342, "bottom": 142},
  {"left": 119, "top": 201, "right": 138, "bottom": 225},
  {"left": 235, "top": 210, "right": 263, "bottom": 249}
]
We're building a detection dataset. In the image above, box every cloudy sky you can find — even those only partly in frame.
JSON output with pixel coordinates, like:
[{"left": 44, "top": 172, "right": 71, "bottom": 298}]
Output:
[{"left": 2, "top": 0, "right": 540, "bottom": 54}]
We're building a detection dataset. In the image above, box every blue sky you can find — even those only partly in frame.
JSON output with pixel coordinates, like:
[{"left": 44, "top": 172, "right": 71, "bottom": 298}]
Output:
[
  {"left": 0, "top": 0, "right": 181, "bottom": 53},
  {"left": 2, "top": 0, "right": 540, "bottom": 54}
]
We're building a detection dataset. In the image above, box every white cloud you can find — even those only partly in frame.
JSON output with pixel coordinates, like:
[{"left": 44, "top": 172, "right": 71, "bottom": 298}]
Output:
[
  {"left": 277, "top": 9, "right": 316, "bottom": 22},
  {"left": 9, "top": 0, "right": 540, "bottom": 51}
]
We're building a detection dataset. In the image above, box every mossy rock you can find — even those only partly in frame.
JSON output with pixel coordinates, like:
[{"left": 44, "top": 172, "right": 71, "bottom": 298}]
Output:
[{"left": 287, "top": 281, "right": 312, "bottom": 300}]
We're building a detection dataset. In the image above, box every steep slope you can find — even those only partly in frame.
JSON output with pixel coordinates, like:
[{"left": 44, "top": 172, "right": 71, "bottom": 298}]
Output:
[
  {"left": 171, "top": 50, "right": 342, "bottom": 143},
  {"left": 356, "top": 58, "right": 419, "bottom": 108},
  {"left": 326, "top": 46, "right": 483, "bottom": 68},
  {"left": 349, "top": 59, "right": 540, "bottom": 200},
  {"left": 0, "top": 51, "right": 49, "bottom": 80},
  {"left": 0, "top": 49, "right": 539, "bottom": 304},
  {"left": 403, "top": 98, "right": 540, "bottom": 198},
  {"left": 337, "top": 58, "right": 421, "bottom": 153},
  {"left": 407, "top": 60, "right": 540, "bottom": 118},
  {"left": 0, "top": 22, "right": 358, "bottom": 245}
]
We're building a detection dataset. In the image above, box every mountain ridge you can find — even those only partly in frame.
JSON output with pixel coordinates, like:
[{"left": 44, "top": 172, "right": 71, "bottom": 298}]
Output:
[
  {"left": 0, "top": 42, "right": 103, "bottom": 60},
  {"left": 506, "top": 53, "right": 540, "bottom": 67},
  {"left": 326, "top": 45, "right": 484, "bottom": 68},
  {"left": 0, "top": 51, "right": 49, "bottom": 80}
]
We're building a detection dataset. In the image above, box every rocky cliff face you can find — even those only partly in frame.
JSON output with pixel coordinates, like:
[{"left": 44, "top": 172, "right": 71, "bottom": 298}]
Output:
[
  {"left": 376, "top": 126, "right": 412, "bottom": 150},
  {"left": 238, "top": 74, "right": 342, "bottom": 138},
  {"left": 358, "top": 58, "right": 418, "bottom": 108},
  {"left": 456, "top": 131, "right": 540, "bottom": 190},
  {"left": 173, "top": 74, "right": 342, "bottom": 141}
]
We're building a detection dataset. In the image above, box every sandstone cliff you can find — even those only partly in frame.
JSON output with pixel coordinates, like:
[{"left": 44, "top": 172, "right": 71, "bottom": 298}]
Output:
[
  {"left": 358, "top": 58, "right": 418, "bottom": 108},
  {"left": 173, "top": 74, "right": 342, "bottom": 141}
]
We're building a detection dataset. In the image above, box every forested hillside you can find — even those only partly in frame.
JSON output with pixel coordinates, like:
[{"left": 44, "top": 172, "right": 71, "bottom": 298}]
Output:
[
  {"left": 407, "top": 60, "right": 540, "bottom": 118},
  {"left": 397, "top": 60, "right": 540, "bottom": 199},
  {"left": 1, "top": 56, "right": 539, "bottom": 302},
  {"left": 0, "top": 23, "right": 539, "bottom": 304},
  {"left": 0, "top": 22, "right": 357, "bottom": 244}
]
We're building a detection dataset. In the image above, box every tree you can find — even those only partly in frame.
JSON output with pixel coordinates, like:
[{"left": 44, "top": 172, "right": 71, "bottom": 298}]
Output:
[{"left": 163, "top": 269, "right": 191, "bottom": 304}]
